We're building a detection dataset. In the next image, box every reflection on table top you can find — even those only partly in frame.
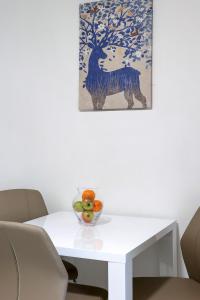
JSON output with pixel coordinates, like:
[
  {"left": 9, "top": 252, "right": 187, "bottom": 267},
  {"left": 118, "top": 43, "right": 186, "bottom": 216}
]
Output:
[{"left": 26, "top": 211, "right": 176, "bottom": 263}]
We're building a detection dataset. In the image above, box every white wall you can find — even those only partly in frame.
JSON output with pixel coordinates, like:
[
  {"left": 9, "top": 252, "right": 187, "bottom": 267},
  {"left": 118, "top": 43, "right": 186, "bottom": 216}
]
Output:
[{"left": 1, "top": 0, "right": 200, "bottom": 285}]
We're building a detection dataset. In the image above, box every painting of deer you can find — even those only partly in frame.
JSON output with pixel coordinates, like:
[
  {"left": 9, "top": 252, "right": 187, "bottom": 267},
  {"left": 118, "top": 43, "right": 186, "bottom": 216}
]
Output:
[
  {"left": 79, "top": 0, "right": 153, "bottom": 111},
  {"left": 86, "top": 44, "right": 147, "bottom": 110}
]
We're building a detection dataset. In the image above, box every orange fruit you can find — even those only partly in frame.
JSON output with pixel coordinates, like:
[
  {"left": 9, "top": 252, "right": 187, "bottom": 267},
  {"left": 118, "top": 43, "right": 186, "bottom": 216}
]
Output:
[
  {"left": 93, "top": 200, "right": 103, "bottom": 212},
  {"left": 82, "top": 189, "right": 95, "bottom": 202}
]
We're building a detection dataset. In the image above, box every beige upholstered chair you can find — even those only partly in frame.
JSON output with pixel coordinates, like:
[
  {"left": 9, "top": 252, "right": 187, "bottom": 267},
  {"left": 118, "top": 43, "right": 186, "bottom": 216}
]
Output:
[
  {"left": 0, "top": 221, "right": 108, "bottom": 300},
  {"left": 0, "top": 189, "right": 78, "bottom": 282},
  {"left": 0, "top": 189, "right": 48, "bottom": 222},
  {"left": 134, "top": 208, "right": 200, "bottom": 300}
]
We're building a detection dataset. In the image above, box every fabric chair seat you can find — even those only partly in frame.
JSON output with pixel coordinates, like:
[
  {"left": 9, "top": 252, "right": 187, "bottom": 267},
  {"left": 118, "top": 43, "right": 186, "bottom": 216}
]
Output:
[
  {"left": 134, "top": 277, "right": 200, "bottom": 300},
  {"left": 67, "top": 283, "right": 108, "bottom": 300}
]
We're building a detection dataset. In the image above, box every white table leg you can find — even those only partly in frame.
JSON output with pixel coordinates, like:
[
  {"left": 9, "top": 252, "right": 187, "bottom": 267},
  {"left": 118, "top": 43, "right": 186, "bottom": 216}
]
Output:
[
  {"left": 172, "top": 224, "right": 178, "bottom": 276},
  {"left": 108, "top": 259, "right": 132, "bottom": 300},
  {"left": 157, "top": 224, "right": 178, "bottom": 277}
]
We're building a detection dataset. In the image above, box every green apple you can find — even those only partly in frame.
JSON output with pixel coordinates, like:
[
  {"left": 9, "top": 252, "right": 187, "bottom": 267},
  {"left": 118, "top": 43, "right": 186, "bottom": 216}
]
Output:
[
  {"left": 82, "top": 211, "right": 94, "bottom": 223},
  {"left": 73, "top": 201, "right": 84, "bottom": 212},
  {"left": 82, "top": 200, "right": 93, "bottom": 211}
]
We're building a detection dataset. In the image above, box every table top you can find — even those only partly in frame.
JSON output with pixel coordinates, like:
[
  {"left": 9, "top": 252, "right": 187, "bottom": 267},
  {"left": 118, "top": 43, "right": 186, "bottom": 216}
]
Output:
[{"left": 26, "top": 211, "right": 176, "bottom": 263}]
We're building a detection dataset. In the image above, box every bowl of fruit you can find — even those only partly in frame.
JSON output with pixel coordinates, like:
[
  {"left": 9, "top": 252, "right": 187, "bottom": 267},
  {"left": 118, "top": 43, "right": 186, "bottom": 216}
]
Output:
[{"left": 73, "top": 188, "right": 103, "bottom": 226}]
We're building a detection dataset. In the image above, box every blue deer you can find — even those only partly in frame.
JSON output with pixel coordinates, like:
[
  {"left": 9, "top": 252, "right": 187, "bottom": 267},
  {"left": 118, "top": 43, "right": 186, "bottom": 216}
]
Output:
[{"left": 86, "top": 44, "right": 147, "bottom": 110}]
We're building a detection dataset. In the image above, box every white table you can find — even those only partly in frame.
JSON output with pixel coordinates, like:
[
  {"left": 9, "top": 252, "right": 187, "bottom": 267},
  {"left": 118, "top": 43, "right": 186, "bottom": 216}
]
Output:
[{"left": 26, "top": 211, "right": 177, "bottom": 300}]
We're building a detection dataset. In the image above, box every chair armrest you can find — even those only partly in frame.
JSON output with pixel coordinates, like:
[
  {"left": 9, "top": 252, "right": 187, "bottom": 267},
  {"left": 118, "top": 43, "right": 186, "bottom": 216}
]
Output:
[
  {"left": 67, "top": 283, "right": 108, "bottom": 300},
  {"left": 62, "top": 259, "right": 78, "bottom": 282}
]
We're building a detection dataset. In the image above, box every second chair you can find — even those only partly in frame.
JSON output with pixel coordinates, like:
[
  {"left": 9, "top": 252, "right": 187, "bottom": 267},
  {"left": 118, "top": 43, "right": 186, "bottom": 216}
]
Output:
[{"left": 134, "top": 208, "right": 200, "bottom": 300}]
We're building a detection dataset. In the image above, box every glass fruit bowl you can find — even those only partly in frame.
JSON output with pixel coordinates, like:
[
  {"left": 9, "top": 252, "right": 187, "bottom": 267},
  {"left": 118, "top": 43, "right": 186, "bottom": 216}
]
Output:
[{"left": 72, "top": 187, "right": 103, "bottom": 226}]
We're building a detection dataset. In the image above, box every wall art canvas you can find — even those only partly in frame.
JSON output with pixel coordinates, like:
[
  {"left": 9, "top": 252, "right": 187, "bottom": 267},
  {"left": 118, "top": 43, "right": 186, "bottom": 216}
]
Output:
[{"left": 79, "top": 0, "right": 153, "bottom": 111}]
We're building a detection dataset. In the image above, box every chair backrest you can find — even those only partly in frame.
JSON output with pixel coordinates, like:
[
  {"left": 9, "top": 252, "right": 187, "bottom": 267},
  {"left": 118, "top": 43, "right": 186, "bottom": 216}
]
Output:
[
  {"left": 181, "top": 207, "right": 200, "bottom": 283},
  {"left": 0, "top": 221, "right": 68, "bottom": 300},
  {"left": 0, "top": 189, "right": 48, "bottom": 222}
]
